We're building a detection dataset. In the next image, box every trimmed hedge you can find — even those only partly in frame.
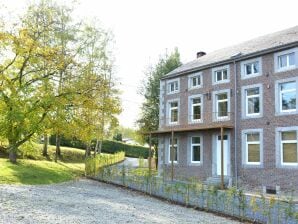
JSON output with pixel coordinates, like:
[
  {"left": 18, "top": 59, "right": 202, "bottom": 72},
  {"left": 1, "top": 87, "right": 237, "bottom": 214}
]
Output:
[
  {"left": 49, "top": 136, "right": 149, "bottom": 158},
  {"left": 101, "top": 140, "right": 149, "bottom": 158}
]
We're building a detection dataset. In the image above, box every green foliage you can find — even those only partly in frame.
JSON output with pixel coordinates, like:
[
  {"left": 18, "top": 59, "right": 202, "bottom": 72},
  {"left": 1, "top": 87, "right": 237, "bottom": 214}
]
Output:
[
  {"left": 49, "top": 136, "right": 150, "bottom": 158},
  {"left": 85, "top": 151, "right": 125, "bottom": 176},
  {"left": 137, "top": 48, "right": 182, "bottom": 144},
  {"left": 101, "top": 140, "right": 149, "bottom": 158}
]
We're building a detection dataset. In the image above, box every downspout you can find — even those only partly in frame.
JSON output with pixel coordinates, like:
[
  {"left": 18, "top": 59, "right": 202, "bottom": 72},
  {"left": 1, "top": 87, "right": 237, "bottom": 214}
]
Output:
[{"left": 233, "top": 60, "right": 238, "bottom": 188}]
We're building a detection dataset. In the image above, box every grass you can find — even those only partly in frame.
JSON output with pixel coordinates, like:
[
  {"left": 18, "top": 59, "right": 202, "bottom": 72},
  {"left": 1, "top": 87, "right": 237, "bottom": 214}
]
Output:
[
  {"left": 0, "top": 143, "right": 86, "bottom": 185},
  {"left": 0, "top": 158, "right": 84, "bottom": 185}
]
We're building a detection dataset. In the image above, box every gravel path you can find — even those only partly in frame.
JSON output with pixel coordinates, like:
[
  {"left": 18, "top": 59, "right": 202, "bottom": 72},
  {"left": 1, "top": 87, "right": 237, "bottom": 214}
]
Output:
[{"left": 0, "top": 179, "right": 241, "bottom": 224}]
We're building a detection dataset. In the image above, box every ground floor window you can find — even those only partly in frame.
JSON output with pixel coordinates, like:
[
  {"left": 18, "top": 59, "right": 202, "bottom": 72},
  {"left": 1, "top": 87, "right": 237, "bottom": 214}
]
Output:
[
  {"left": 191, "top": 136, "right": 201, "bottom": 163},
  {"left": 280, "top": 130, "right": 298, "bottom": 165},
  {"left": 242, "top": 129, "right": 263, "bottom": 166},
  {"left": 169, "top": 138, "right": 178, "bottom": 163}
]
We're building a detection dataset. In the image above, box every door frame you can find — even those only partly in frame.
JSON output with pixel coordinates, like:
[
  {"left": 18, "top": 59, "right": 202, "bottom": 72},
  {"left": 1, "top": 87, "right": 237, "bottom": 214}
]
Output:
[{"left": 212, "top": 132, "right": 231, "bottom": 177}]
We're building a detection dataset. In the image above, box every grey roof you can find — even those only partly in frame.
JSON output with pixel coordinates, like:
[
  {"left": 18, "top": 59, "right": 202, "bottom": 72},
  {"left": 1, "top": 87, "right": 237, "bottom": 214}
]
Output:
[{"left": 164, "top": 26, "right": 298, "bottom": 79}]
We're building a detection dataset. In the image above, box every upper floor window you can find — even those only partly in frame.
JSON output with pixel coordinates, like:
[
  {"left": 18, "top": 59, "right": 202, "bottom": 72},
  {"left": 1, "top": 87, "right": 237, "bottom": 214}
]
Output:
[
  {"left": 169, "top": 101, "right": 179, "bottom": 124},
  {"left": 167, "top": 78, "right": 179, "bottom": 94},
  {"left": 190, "top": 96, "right": 202, "bottom": 123},
  {"left": 241, "top": 58, "right": 262, "bottom": 79},
  {"left": 212, "top": 65, "right": 230, "bottom": 84},
  {"left": 191, "top": 136, "right": 201, "bottom": 163},
  {"left": 275, "top": 48, "right": 298, "bottom": 72},
  {"left": 280, "top": 130, "right": 298, "bottom": 165},
  {"left": 188, "top": 73, "right": 202, "bottom": 89},
  {"left": 242, "top": 84, "right": 263, "bottom": 118},
  {"left": 213, "top": 90, "right": 230, "bottom": 120},
  {"left": 275, "top": 79, "right": 297, "bottom": 115},
  {"left": 169, "top": 137, "right": 178, "bottom": 163}
]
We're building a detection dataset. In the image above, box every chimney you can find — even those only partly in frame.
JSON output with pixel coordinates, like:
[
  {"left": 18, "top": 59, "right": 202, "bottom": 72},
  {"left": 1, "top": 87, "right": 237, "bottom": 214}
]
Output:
[{"left": 196, "top": 51, "right": 206, "bottom": 58}]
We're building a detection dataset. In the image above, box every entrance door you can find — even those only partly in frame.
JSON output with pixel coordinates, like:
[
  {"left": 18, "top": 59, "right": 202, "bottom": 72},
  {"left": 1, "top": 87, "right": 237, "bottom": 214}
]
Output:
[{"left": 216, "top": 135, "right": 229, "bottom": 176}]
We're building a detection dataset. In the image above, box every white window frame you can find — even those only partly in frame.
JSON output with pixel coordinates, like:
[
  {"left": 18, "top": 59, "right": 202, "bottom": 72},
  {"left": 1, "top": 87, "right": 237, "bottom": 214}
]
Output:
[
  {"left": 276, "top": 126, "right": 298, "bottom": 168},
  {"left": 188, "top": 72, "right": 202, "bottom": 89},
  {"left": 190, "top": 136, "right": 202, "bottom": 164},
  {"left": 240, "top": 57, "right": 262, "bottom": 79},
  {"left": 168, "top": 137, "right": 178, "bottom": 163},
  {"left": 241, "top": 84, "right": 263, "bottom": 119},
  {"left": 167, "top": 99, "right": 179, "bottom": 125},
  {"left": 275, "top": 78, "right": 298, "bottom": 115},
  {"left": 212, "top": 65, "right": 230, "bottom": 85},
  {"left": 241, "top": 129, "right": 263, "bottom": 167},
  {"left": 188, "top": 94, "right": 203, "bottom": 123},
  {"left": 274, "top": 48, "right": 298, "bottom": 73},
  {"left": 213, "top": 89, "right": 230, "bottom": 121},
  {"left": 167, "top": 78, "right": 180, "bottom": 95}
]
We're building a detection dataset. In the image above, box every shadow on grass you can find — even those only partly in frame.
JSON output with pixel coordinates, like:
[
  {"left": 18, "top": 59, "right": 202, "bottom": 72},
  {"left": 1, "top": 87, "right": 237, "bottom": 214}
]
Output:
[{"left": 0, "top": 159, "right": 83, "bottom": 185}]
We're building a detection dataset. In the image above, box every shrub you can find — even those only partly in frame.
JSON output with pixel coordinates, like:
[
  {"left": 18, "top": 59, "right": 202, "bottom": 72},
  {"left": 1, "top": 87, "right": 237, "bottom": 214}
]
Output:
[
  {"left": 49, "top": 135, "right": 149, "bottom": 158},
  {"left": 85, "top": 151, "right": 125, "bottom": 176}
]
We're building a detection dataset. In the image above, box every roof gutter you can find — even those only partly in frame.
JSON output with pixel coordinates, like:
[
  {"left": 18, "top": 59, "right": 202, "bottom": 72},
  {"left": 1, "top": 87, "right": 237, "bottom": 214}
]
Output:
[{"left": 161, "top": 41, "right": 298, "bottom": 80}]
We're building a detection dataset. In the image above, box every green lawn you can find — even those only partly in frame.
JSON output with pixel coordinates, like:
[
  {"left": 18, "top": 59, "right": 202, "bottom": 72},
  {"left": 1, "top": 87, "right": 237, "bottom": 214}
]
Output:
[{"left": 0, "top": 158, "right": 84, "bottom": 185}]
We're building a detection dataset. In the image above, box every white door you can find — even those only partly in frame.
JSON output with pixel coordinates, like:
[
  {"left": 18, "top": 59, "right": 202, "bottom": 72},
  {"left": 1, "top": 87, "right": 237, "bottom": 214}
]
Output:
[{"left": 216, "top": 135, "right": 229, "bottom": 176}]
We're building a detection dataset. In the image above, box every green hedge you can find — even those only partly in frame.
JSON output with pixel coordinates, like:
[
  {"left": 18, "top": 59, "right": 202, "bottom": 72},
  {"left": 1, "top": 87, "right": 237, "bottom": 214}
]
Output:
[
  {"left": 85, "top": 151, "right": 125, "bottom": 176},
  {"left": 49, "top": 136, "right": 149, "bottom": 158},
  {"left": 101, "top": 140, "right": 149, "bottom": 158}
]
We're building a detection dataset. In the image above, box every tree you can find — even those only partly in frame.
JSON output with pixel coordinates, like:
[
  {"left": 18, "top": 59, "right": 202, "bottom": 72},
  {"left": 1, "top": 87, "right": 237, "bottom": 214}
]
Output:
[
  {"left": 0, "top": 0, "right": 121, "bottom": 163},
  {"left": 137, "top": 48, "right": 182, "bottom": 144},
  {"left": 0, "top": 30, "right": 61, "bottom": 162}
]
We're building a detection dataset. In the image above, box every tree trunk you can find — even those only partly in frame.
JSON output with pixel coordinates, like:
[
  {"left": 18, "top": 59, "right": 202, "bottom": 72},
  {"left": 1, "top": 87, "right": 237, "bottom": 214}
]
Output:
[
  {"left": 55, "top": 134, "right": 61, "bottom": 162},
  {"left": 98, "top": 140, "right": 102, "bottom": 154},
  {"left": 94, "top": 139, "right": 99, "bottom": 157},
  {"left": 8, "top": 144, "right": 17, "bottom": 163},
  {"left": 85, "top": 144, "right": 91, "bottom": 158},
  {"left": 42, "top": 133, "right": 48, "bottom": 156}
]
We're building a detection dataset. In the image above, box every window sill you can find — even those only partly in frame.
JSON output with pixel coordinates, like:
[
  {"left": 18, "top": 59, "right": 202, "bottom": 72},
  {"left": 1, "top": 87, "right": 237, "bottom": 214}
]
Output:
[
  {"left": 167, "top": 91, "right": 179, "bottom": 95},
  {"left": 277, "top": 164, "right": 298, "bottom": 169},
  {"left": 189, "top": 162, "right": 202, "bottom": 166},
  {"left": 242, "top": 114, "right": 263, "bottom": 119},
  {"left": 275, "top": 65, "right": 297, "bottom": 73},
  {"left": 188, "top": 86, "right": 202, "bottom": 90},
  {"left": 241, "top": 73, "right": 262, "bottom": 80},
  {"left": 242, "top": 163, "right": 263, "bottom": 168},
  {"left": 275, "top": 110, "right": 298, "bottom": 116},
  {"left": 212, "top": 80, "right": 230, "bottom": 85}
]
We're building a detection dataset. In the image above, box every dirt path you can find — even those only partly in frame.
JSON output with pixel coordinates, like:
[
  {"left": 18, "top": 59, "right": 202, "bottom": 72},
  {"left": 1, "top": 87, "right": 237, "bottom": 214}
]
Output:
[{"left": 0, "top": 179, "right": 241, "bottom": 224}]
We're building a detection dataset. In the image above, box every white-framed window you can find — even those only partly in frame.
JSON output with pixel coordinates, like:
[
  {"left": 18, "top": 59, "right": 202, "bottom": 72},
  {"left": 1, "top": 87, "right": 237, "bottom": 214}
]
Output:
[
  {"left": 240, "top": 58, "right": 262, "bottom": 79},
  {"left": 167, "top": 78, "right": 179, "bottom": 94},
  {"left": 279, "top": 81, "right": 296, "bottom": 112},
  {"left": 279, "top": 130, "right": 298, "bottom": 166},
  {"left": 274, "top": 48, "right": 298, "bottom": 72},
  {"left": 168, "top": 100, "right": 179, "bottom": 124},
  {"left": 275, "top": 78, "right": 298, "bottom": 115},
  {"left": 190, "top": 96, "right": 202, "bottom": 123},
  {"left": 245, "top": 132, "right": 261, "bottom": 165},
  {"left": 244, "top": 85, "right": 262, "bottom": 118},
  {"left": 242, "top": 129, "right": 263, "bottom": 167},
  {"left": 214, "top": 90, "right": 230, "bottom": 120},
  {"left": 188, "top": 73, "right": 202, "bottom": 89},
  {"left": 212, "top": 65, "right": 230, "bottom": 84},
  {"left": 191, "top": 136, "right": 201, "bottom": 163},
  {"left": 168, "top": 137, "right": 178, "bottom": 163}
]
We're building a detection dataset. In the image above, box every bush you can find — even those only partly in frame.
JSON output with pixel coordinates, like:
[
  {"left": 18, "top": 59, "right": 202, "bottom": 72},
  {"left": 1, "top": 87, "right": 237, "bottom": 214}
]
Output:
[
  {"left": 49, "top": 136, "right": 149, "bottom": 158},
  {"left": 85, "top": 151, "right": 125, "bottom": 176},
  {"left": 101, "top": 140, "right": 149, "bottom": 158}
]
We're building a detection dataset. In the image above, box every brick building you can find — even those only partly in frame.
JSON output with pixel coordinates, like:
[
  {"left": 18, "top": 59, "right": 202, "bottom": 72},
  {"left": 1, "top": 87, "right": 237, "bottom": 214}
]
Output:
[{"left": 154, "top": 26, "right": 298, "bottom": 192}]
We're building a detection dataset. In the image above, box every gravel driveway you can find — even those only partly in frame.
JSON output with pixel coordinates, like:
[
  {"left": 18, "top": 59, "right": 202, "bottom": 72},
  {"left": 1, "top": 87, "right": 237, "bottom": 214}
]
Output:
[{"left": 0, "top": 179, "right": 241, "bottom": 224}]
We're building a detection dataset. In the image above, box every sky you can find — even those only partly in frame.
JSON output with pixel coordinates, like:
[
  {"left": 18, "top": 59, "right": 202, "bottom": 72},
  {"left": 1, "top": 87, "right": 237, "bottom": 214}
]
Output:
[{"left": 2, "top": 0, "right": 298, "bottom": 128}]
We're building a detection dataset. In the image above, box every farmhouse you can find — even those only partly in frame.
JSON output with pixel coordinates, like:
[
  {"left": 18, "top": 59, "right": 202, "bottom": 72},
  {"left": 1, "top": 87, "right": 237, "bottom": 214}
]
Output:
[{"left": 154, "top": 26, "right": 298, "bottom": 192}]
